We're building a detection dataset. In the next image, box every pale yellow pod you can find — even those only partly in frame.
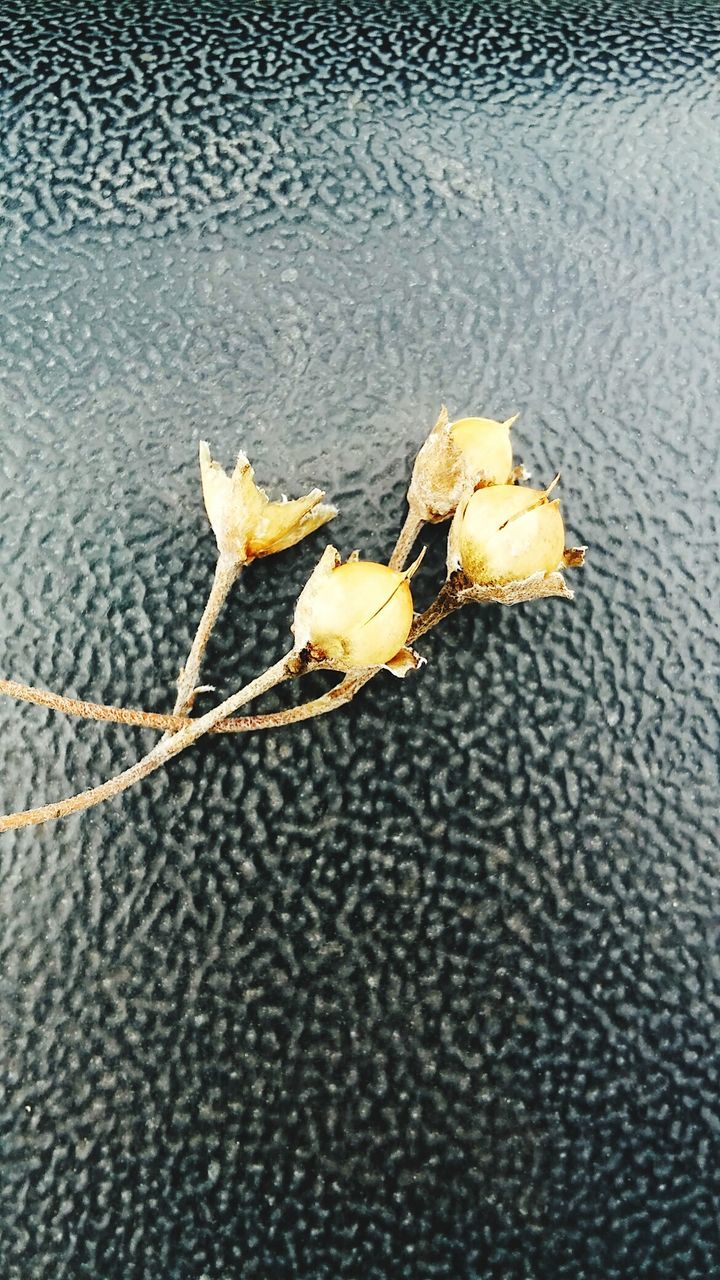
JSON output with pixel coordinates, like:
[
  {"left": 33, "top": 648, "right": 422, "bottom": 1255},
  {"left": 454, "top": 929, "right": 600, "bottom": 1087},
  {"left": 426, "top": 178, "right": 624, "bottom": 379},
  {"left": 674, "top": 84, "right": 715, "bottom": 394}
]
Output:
[
  {"left": 458, "top": 484, "right": 565, "bottom": 585},
  {"left": 449, "top": 416, "right": 514, "bottom": 486},
  {"left": 302, "top": 561, "right": 414, "bottom": 668}
]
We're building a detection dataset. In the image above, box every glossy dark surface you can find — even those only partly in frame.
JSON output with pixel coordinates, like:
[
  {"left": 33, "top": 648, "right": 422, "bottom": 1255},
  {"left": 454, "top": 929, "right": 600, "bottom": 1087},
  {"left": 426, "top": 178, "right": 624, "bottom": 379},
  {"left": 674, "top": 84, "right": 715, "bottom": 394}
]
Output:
[{"left": 1, "top": 3, "right": 719, "bottom": 1277}]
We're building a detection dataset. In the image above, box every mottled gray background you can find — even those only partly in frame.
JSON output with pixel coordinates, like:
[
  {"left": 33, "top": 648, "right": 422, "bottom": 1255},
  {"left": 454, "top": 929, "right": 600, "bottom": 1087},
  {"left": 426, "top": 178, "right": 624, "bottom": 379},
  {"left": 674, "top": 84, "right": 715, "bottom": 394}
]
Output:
[{"left": 1, "top": 2, "right": 719, "bottom": 1277}]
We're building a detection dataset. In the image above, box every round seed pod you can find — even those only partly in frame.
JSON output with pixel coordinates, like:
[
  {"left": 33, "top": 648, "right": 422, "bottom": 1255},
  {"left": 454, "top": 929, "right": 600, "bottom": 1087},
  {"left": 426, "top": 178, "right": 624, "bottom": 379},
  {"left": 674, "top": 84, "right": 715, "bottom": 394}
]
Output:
[
  {"left": 457, "top": 484, "right": 565, "bottom": 585},
  {"left": 295, "top": 559, "right": 414, "bottom": 669},
  {"left": 449, "top": 416, "right": 514, "bottom": 486}
]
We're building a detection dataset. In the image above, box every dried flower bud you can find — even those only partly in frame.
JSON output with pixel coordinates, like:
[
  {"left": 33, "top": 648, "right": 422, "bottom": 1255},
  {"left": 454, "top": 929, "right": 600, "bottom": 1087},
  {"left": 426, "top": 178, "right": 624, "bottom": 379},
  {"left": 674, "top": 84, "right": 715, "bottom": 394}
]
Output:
[
  {"left": 406, "top": 406, "right": 517, "bottom": 523},
  {"left": 199, "top": 441, "right": 336, "bottom": 563},
  {"left": 450, "top": 483, "right": 565, "bottom": 585},
  {"left": 293, "top": 546, "right": 423, "bottom": 675}
]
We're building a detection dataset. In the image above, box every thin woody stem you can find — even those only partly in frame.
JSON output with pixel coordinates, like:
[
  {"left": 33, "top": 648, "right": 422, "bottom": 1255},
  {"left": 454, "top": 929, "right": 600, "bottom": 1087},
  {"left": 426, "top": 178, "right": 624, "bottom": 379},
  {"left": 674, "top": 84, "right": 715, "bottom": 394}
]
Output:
[
  {"left": 0, "top": 653, "right": 302, "bottom": 833},
  {"left": 172, "top": 551, "right": 242, "bottom": 718},
  {"left": 0, "top": 678, "right": 252, "bottom": 733},
  {"left": 387, "top": 504, "right": 425, "bottom": 571},
  {"left": 409, "top": 580, "right": 463, "bottom": 640},
  {"left": 0, "top": 675, "right": 368, "bottom": 735},
  {"left": 251, "top": 671, "right": 374, "bottom": 730}
]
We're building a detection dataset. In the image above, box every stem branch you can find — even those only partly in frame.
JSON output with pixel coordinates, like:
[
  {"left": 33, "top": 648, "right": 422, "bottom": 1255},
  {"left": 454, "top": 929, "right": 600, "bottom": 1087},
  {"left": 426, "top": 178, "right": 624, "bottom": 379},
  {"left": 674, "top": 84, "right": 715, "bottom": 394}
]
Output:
[
  {"left": 0, "top": 676, "right": 362, "bottom": 735},
  {"left": 173, "top": 551, "right": 242, "bottom": 717},
  {"left": 409, "top": 580, "right": 463, "bottom": 640},
  {"left": 0, "top": 654, "right": 300, "bottom": 833},
  {"left": 387, "top": 504, "right": 425, "bottom": 571}
]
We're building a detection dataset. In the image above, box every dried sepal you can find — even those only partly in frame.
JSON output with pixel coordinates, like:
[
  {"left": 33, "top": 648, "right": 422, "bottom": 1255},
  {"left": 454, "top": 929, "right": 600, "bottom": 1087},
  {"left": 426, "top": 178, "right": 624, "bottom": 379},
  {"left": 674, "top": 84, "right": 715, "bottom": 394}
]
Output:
[
  {"left": 406, "top": 405, "right": 456, "bottom": 522},
  {"left": 446, "top": 495, "right": 468, "bottom": 576},
  {"left": 292, "top": 544, "right": 342, "bottom": 652},
  {"left": 563, "top": 545, "right": 587, "bottom": 568},
  {"left": 199, "top": 441, "right": 336, "bottom": 562},
  {"left": 384, "top": 646, "right": 426, "bottom": 678},
  {"left": 253, "top": 490, "right": 337, "bottom": 557},
  {"left": 452, "top": 567, "right": 575, "bottom": 606}
]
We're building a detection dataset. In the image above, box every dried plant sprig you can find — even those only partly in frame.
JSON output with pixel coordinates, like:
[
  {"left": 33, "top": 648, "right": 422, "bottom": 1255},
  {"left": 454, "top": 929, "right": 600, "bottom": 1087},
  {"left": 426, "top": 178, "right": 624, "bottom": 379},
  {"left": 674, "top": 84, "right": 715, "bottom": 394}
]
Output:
[
  {"left": 0, "top": 532, "right": 585, "bottom": 745},
  {"left": 0, "top": 547, "right": 425, "bottom": 831},
  {"left": 0, "top": 507, "right": 423, "bottom": 741},
  {"left": 0, "top": 405, "right": 587, "bottom": 833}
]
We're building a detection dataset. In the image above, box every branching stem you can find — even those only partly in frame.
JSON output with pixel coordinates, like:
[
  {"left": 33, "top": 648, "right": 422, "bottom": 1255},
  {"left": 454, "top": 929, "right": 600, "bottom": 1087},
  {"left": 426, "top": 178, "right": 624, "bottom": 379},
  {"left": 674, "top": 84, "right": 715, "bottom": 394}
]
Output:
[
  {"left": 0, "top": 653, "right": 302, "bottom": 833},
  {"left": 410, "top": 580, "right": 463, "bottom": 640},
  {"left": 0, "top": 674, "right": 369, "bottom": 735},
  {"left": 0, "top": 510, "right": 460, "bottom": 833}
]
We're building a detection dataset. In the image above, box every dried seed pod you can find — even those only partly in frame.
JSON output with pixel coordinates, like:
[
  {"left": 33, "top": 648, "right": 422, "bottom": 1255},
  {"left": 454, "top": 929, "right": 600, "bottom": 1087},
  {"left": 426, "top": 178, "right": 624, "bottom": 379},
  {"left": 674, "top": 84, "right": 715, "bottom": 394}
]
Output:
[
  {"left": 452, "top": 483, "right": 565, "bottom": 585},
  {"left": 293, "top": 546, "right": 423, "bottom": 674},
  {"left": 406, "top": 406, "right": 517, "bottom": 523},
  {"left": 199, "top": 441, "right": 336, "bottom": 563},
  {"left": 449, "top": 415, "right": 515, "bottom": 485}
]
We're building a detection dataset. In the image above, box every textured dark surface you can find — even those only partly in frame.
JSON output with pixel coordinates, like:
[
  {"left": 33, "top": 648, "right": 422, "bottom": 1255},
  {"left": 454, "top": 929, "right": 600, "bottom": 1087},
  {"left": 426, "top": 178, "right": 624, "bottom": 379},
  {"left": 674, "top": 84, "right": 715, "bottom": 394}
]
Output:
[{"left": 1, "top": 1, "right": 719, "bottom": 1276}]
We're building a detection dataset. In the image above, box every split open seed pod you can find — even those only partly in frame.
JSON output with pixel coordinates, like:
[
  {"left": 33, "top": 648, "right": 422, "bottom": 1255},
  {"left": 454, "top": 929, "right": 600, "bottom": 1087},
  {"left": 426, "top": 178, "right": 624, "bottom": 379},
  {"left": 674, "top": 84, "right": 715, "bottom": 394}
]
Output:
[
  {"left": 199, "top": 441, "right": 337, "bottom": 563},
  {"left": 446, "top": 480, "right": 586, "bottom": 605},
  {"left": 292, "top": 546, "right": 425, "bottom": 675}
]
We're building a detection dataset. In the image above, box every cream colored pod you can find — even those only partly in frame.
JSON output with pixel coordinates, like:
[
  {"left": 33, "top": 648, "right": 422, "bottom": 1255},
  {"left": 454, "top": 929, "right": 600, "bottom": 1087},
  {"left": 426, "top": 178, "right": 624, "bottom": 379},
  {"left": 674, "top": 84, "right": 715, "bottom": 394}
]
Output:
[
  {"left": 449, "top": 416, "right": 514, "bottom": 487},
  {"left": 406, "top": 406, "right": 517, "bottom": 523},
  {"left": 293, "top": 546, "right": 422, "bottom": 675},
  {"left": 452, "top": 484, "right": 565, "bottom": 585}
]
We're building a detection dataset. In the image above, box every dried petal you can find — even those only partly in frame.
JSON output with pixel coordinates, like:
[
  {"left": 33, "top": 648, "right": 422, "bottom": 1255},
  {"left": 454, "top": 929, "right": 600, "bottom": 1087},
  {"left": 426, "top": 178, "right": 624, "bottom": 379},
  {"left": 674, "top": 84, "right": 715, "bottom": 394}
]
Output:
[{"left": 455, "top": 569, "right": 575, "bottom": 606}]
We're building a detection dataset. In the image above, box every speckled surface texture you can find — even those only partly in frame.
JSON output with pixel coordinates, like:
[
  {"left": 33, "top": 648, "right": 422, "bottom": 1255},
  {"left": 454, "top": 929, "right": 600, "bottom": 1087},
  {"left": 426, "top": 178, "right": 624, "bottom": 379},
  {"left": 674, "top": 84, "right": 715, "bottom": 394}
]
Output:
[{"left": 1, "top": 2, "right": 719, "bottom": 1276}]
